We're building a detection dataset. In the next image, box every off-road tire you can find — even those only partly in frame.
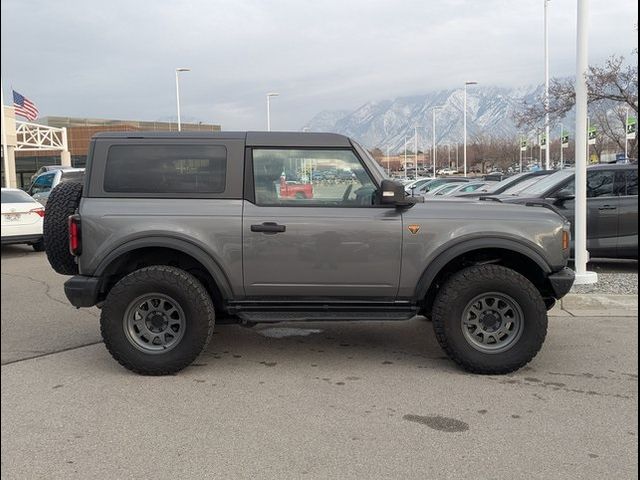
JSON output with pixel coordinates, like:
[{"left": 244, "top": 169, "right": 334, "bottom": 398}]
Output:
[
  {"left": 432, "top": 265, "right": 547, "bottom": 375},
  {"left": 43, "top": 182, "right": 83, "bottom": 275},
  {"left": 100, "top": 266, "right": 215, "bottom": 375}
]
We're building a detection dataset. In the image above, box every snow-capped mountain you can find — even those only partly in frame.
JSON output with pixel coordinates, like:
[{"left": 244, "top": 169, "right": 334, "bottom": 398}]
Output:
[{"left": 303, "top": 85, "right": 547, "bottom": 153}]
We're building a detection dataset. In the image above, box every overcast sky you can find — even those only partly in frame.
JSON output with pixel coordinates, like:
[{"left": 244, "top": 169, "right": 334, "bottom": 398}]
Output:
[{"left": 1, "top": 0, "right": 637, "bottom": 130}]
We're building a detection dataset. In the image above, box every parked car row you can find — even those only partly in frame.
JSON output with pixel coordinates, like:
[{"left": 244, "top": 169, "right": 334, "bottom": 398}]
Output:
[
  {"left": 419, "top": 164, "right": 638, "bottom": 259},
  {"left": 1, "top": 166, "right": 85, "bottom": 251}
]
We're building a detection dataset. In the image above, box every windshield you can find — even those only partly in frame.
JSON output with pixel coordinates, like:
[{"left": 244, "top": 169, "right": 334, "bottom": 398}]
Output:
[
  {"left": 519, "top": 169, "right": 574, "bottom": 196},
  {"left": 484, "top": 172, "right": 530, "bottom": 193},
  {"left": 502, "top": 176, "right": 546, "bottom": 195}
]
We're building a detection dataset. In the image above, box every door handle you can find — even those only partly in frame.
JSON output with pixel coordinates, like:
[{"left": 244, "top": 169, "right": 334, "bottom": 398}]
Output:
[
  {"left": 598, "top": 205, "right": 617, "bottom": 210},
  {"left": 251, "top": 222, "right": 286, "bottom": 233}
]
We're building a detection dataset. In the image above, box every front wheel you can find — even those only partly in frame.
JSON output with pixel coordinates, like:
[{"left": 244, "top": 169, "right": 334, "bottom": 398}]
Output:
[
  {"left": 432, "top": 265, "right": 547, "bottom": 374},
  {"left": 100, "top": 266, "right": 215, "bottom": 375}
]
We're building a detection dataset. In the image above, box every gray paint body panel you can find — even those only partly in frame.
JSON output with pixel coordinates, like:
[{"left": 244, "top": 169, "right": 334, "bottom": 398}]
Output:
[
  {"left": 75, "top": 131, "right": 570, "bottom": 307},
  {"left": 78, "top": 198, "right": 245, "bottom": 297},
  {"left": 242, "top": 203, "right": 402, "bottom": 298}
]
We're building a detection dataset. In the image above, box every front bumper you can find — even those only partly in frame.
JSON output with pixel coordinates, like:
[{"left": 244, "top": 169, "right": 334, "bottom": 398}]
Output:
[
  {"left": 64, "top": 275, "right": 101, "bottom": 308},
  {"left": 548, "top": 267, "right": 575, "bottom": 299}
]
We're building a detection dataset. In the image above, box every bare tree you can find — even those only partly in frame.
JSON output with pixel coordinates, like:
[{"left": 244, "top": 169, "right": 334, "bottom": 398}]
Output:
[{"left": 515, "top": 54, "right": 638, "bottom": 158}]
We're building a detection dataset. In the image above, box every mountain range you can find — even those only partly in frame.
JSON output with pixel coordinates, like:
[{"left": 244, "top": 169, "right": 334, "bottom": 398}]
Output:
[{"left": 303, "top": 85, "right": 557, "bottom": 153}]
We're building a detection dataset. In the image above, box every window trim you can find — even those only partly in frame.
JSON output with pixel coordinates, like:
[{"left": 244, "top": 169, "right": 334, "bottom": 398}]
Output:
[
  {"left": 102, "top": 143, "right": 229, "bottom": 198},
  {"left": 246, "top": 146, "right": 391, "bottom": 208}
]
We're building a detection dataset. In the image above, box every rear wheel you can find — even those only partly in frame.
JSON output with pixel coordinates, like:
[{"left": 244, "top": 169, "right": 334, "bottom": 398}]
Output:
[
  {"left": 100, "top": 266, "right": 215, "bottom": 375},
  {"left": 432, "top": 265, "right": 547, "bottom": 374}
]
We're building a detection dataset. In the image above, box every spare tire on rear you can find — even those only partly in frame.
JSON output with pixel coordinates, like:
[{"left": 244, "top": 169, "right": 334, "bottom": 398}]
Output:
[{"left": 44, "top": 182, "right": 83, "bottom": 275}]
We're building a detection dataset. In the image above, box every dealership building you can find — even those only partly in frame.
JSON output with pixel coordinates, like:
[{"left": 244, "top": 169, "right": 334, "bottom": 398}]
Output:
[{"left": 1, "top": 114, "right": 221, "bottom": 188}]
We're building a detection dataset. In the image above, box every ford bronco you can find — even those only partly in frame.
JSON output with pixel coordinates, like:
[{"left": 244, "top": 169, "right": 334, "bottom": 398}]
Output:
[{"left": 43, "top": 132, "right": 574, "bottom": 375}]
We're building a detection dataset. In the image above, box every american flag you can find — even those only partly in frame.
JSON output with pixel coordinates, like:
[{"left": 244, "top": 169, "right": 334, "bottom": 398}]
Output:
[{"left": 13, "top": 90, "right": 39, "bottom": 121}]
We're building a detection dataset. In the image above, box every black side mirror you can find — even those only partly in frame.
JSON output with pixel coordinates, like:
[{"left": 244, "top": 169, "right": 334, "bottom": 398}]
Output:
[
  {"left": 380, "top": 179, "right": 416, "bottom": 206},
  {"left": 553, "top": 192, "right": 575, "bottom": 205}
]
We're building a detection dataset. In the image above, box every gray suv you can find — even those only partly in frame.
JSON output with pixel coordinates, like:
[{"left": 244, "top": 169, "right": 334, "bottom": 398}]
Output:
[{"left": 43, "top": 132, "right": 574, "bottom": 376}]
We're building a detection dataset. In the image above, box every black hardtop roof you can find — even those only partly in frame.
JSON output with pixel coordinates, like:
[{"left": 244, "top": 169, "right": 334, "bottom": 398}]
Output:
[{"left": 91, "top": 131, "right": 353, "bottom": 147}]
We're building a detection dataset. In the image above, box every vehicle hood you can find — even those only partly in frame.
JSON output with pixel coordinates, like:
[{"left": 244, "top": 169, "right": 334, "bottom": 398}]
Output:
[{"left": 407, "top": 196, "right": 563, "bottom": 222}]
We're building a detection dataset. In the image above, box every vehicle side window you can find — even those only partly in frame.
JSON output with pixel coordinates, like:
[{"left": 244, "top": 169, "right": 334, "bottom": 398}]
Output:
[
  {"left": 586, "top": 170, "right": 614, "bottom": 198},
  {"left": 252, "top": 149, "right": 377, "bottom": 207},
  {"left": 30, "top": 173, "right": 55, "bottom": 194},
  {"left": 625, "top": 169, "right": 638, "bottom": 196},
  {"left": 104, "top": 145, "right": 227, "bottom": 194}
]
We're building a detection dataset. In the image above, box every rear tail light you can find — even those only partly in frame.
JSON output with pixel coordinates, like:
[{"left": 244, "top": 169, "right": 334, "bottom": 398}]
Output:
[
  {"left": 68, "top": 215, "right": 82, "bottom": 256},
  {"left": 30, "top": 207, "right": 45, "bottom": 217}
]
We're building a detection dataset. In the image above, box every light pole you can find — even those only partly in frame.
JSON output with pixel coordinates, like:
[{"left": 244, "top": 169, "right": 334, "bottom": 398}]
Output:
[
  {"left": 386, "top": 146, "right": 391, "bottom": 175},
  {"left": 266, "top": 92, "right": 279, "bottom": 131},
  {"left": 404, "top": 135, "right": 409, "bottom": 180},
  {"left": 559, "top": 122, "right": 564, "bottom": 169},
  {"left": 544, "top": 0, "right": 551, "bottom": 170},
  {"left": 175, "top": 67, "right": 191, "bottom": 132},
  {"left": 432, "top": 106, "right": 443, "bottom": 176},
  {"left": 574, "top": 0, "right": 597, "bottom": 285},
  {"left": 463, "top": 81, "right": 478, "bottom": 177},
  {"left": 414, "top": 126, "right": 418, "bottom": 173},
  {"left": 624, "top": 107, "right": 629, "bottom": 160}
]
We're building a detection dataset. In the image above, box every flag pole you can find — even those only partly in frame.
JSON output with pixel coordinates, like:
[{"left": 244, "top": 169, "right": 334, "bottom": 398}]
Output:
[{"left": 1, "top": 78, "right": 10, "bottom": 188}]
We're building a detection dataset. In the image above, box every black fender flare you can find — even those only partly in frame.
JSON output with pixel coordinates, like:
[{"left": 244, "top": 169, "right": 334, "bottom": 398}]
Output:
[
  {"left": 94, "top": 235, "right": 234, "bottom": 300},
  {"left": 414, "top": 235, "right": 552, "bottom": 300}
]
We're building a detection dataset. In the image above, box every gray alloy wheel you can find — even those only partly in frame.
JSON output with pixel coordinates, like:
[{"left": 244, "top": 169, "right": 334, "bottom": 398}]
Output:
[
  {"left": 461, "top": 292, "right": 524, "bottom": 354},
  {"left": 124, "top": 293, "right": 186, "bottom": 354}
]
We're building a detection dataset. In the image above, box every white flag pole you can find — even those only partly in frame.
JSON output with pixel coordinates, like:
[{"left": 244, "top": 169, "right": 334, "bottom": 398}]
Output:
[{"left": 1, "top": 78, "right": 10, "bottom": 188}]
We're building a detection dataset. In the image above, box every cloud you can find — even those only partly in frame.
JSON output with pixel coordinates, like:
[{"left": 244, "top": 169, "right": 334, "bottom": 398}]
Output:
[{"left": 1, "top": 0, "right": 637, "bottom": 130}]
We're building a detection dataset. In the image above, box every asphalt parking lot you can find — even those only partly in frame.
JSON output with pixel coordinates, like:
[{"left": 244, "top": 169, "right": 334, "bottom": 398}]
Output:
[{"left": 1, "top": 245, "right": 638, "bottom": 479}]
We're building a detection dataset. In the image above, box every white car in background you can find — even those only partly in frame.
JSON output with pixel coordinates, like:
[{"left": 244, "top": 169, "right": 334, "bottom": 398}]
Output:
[{"left": 1, "top": 188, "right": 46, "bottom": 251}]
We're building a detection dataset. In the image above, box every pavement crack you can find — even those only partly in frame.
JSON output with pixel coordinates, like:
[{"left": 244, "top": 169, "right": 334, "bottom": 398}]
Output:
[
  {"left": 0, "top": 272, "right": 98, "bottom": 317},
  {"left": 1, "top": 341, "right": 103, "bottom": 366}
]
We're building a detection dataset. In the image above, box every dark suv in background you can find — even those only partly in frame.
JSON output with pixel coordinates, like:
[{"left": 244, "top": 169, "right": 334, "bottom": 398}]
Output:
[{"left": 498, "top": 164, "right": 638, "bottom": 259}]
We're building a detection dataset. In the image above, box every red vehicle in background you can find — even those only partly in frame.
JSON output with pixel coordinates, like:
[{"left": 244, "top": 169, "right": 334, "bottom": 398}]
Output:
[{"left": 280, "top": 177, "right": 313, "bottom": 199}]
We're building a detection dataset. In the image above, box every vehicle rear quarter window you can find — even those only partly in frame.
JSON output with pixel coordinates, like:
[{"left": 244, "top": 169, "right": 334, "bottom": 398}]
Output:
[
  {"left": 1, "top": 190, "right": 35, "bottom": 203},
  {"left": 104, "top": 145, "right": 227, "bottom": 194}
]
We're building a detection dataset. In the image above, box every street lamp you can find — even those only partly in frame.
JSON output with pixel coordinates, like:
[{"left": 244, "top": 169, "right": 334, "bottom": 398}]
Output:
[
  {"left": 544, "top": 0, "right": 551, "bottom": 170},
  {"left": 463, "top": 81, "right": 478, "bottom": 177},
  {"left": 432, "top": 106, "right": 443, "bottom": 176},
  {"left": 266, "top": 92, "right": 279, "bottom": 131},
  {"left": 175, "top": 68, "right": 191, "bottom": 132}
]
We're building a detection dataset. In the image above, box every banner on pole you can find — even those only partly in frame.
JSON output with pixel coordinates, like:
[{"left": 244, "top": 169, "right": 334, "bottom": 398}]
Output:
[
  {"left": 588, "top": 126, "right": 597, "bottom": 145},
  {"left": 561, "top": 131, "right": 569, "bottom": 148},
  {"left": 627, "top": 117, "right": 637, "bottom": 140},
  {"left": 540, "top": 133, "right": 547, "bottom": 149},
  {"left": 520, "top": 139, "right": 527, "bottom": 152}
]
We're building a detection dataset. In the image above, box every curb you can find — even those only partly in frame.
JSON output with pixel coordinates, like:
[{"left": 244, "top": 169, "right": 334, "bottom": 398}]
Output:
[{"left": 550, "top": 293, "right": 638, "bottom": 317}]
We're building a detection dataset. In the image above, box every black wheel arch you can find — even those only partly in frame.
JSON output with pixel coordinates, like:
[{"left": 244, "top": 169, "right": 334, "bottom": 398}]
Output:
[
  {"left": 416, "top": 236, "right": 556, "bottom": 315},
  {"left": 94, "top": 236, "right": 234, "bottom": 310}
]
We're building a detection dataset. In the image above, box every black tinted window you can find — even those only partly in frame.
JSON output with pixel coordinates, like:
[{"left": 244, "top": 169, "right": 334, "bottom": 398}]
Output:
[
  {"left": 104, "top": 145, "right": 226, "bottom": 194},
  {"left": 625, "top": 169, "right": 638, "bottom": 196},
  {"left": 1, "top": 190, "right": 35, "bottom": 203},
  {"left": 586, "top": 170, "right": 615, "bottom": 198}
]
